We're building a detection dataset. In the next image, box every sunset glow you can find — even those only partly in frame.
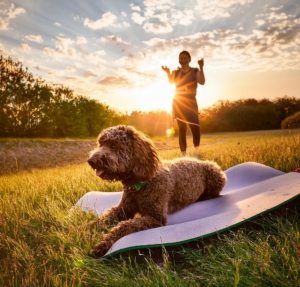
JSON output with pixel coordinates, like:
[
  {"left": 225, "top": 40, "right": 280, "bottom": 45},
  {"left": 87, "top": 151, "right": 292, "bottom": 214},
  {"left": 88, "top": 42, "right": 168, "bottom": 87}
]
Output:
[
  {"left": 0, "top": 1, "right": 299, "bottom": 113},
  {"left": 134, "top": 78, "right": 174, "bottom": 112}
]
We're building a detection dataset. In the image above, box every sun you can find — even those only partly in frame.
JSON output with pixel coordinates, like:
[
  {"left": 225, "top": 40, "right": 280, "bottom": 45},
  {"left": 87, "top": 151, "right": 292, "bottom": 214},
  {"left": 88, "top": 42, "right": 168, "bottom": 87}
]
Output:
[{"left": 135, "top": 78, "right": 175, "bottom": 112}]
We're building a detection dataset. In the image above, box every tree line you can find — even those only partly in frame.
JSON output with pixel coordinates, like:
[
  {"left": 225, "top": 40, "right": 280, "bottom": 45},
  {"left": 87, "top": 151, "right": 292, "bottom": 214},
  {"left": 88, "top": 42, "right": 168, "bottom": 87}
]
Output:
[
  {"left": 1, "top": 55, "right": 299, "bottom": 138},
  {"left": 128, "top": 96, "right": 300, "bottom": 136},
  {"left": 0, "top": 55, "right": 127, "bottom": 137},
  {"left": 199, "top": 97, "right": 300, "bottom": 133}
]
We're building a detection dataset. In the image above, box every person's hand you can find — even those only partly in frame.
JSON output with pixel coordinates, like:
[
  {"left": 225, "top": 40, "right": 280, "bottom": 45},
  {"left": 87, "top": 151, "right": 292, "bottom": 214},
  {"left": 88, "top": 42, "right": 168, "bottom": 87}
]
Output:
[
  {"left": 161, "top": 65, "right": 170, "bottom": 74},
  {"left": 198, "top": 58, "right": 204, "bottom": 69}
]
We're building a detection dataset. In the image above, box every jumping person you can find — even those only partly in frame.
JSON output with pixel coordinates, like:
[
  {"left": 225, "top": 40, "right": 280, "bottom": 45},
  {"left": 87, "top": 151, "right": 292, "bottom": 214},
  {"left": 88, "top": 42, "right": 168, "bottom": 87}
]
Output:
[{"left": 162, "top": 50, "right": 205, "bottom": 156}]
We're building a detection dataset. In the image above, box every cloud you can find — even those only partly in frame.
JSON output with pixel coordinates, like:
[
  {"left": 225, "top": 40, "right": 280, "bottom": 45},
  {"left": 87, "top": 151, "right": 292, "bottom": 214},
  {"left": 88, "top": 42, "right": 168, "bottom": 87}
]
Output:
[
  {"left": 130, "top": 0, "right": 190, "bottom": 33},
  {"left": 99, "top": 35, "right": 130, "bottom": 49},
  {"left": 143, "top": 38, "right": 166, "bottom": 46},
  {"left": 256, "top": 19, "right": 266, "bottom": 26},
  {"left": 55, "top": 36, "right": 73, "bottom": 48},
  {"left": 47, "top": 70, "right": 56, "bottom": 77},
  {"left": 270, "top": 6, "right": 283, "bottom": 11},
  {"left": 66, "top": 67, "right": 75, "bottom": 72},
  {"left": 20, "top": 43, "right": 31, "bottom": 52},
  {"left": 170, "top": 9, "right": 195, "bottom": 26},
  {"left": 143, "top": 22, "right": 173, "bottom": 34},
  {"left": 83, "top": 12, "right": 117, "bottom": 30},
  {"left": 268, "top": 12, "right": 288, "bottom": 20},
  {"left": 122, "top": 21, "right": 130, "bottom": 28},
  {"left": 76, "top": 36, "right": 87, "bottom": 45},
  {"left": 130, "top": 0, "right": 250, "bottom": 35},
  {"left": 45, "top": 67, "right": 72, "bottom": 80},
  {"left": 4, "top": 3, "right": 26, "bottom": 19},
  {"left": 129, "top": 4, "right": 141, "bottom": 12},
  {"left": 197, "top": 7, "right": 230, "bottom": 19},
  {"left": 26, "top": 60, "right": 40, "bottom": 70},
  {"left": 54, "top": 22, "right": 61, "bottom": 27},
  {"left": 151, "top": 12, "right": 169, "bottom": 23},
  {"left": 0, "top": 43, "right": 9, "bottom": 56},
  {"left": 195, "top": 0, "right": 253, "bottom": 20},
  {"left": 25, "top": 34, "right": 43, "bottom": 43},
  {"left": 49, "top": 36, "right": 81, "bottom": 58},
  {"left": 42, "top": 36, "right": 78, "bottom": 59},
  {"left": 0, "top": 18, "right": 8, "bottom": 30},
  {"left": 68, "top": 48, "right": 76, "bottom": 58},
  {"left": 75, "top": 37, "right": 88, "bottom": 52},
  {"left": 143, "top": 0, "right": 173, "bottom": 8},
  {"left": 85, "top": 51, "right": 106, "bottom": 65},
  {"left": 0, "top": 3, "right": 26, "bottom": 30},
  {"left": 64, "top": 76, "right": 78, "bottom": 82},
  {"left": 256, "top": 10, "right": 296, "bottom": 25},
  {"left": 83, "top": 70, "right": 98, "bottom": 78},
  {"left": 131, "top": 12, "right": 146, "bottom": 25},
  {"left": 115, "top": 15, "right": 300, "bottom": 77},
  {"left": 43, "top": 47, "right": 57, "bottom": 57},
  {"left": 97, "top": 75, "right": 131, "bottom": 88},
  {"left": 130, "top": 0, "right": 246, "bottom": 34}
]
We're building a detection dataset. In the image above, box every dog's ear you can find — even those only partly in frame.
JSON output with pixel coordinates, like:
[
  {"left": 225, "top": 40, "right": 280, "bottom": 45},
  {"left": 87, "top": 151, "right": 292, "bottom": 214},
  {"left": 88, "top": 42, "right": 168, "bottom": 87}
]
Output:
[{"left": 131, "top": 130, "right": 160, "bottom": 180}]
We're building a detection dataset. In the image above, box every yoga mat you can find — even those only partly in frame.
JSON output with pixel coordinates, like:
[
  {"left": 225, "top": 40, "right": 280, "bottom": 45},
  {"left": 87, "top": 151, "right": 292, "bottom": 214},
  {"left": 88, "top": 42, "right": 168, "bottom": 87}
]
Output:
[{"left": 75, "top": 162, "right": 300, "bottom": 257}]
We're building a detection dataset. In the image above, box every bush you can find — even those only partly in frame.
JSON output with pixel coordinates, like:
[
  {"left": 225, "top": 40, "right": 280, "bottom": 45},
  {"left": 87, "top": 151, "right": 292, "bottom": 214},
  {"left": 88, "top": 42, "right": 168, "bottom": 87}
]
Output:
[{"left": 281, "top": 110, "right": 300, "bottom": 129}]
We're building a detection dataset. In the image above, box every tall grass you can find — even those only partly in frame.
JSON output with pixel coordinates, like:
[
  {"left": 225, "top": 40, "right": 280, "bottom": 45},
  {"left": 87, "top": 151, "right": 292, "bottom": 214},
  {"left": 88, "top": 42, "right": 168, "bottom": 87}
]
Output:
[
  {"left": 0, "top": 131, "right": 299, "bottom": 286},
  {"left": 198, "top": 133, "right": 300, "bottom": 172}
]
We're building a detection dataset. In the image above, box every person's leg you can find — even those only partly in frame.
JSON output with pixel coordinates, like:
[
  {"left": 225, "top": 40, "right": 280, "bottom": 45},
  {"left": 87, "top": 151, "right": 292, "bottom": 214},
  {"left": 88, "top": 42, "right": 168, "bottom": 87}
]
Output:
[
  {"left": 189, "top": 123, "right": 201, "bottom": 150},
  {"left": 177, "top": 120, "right": 187, "bottom": 155}
]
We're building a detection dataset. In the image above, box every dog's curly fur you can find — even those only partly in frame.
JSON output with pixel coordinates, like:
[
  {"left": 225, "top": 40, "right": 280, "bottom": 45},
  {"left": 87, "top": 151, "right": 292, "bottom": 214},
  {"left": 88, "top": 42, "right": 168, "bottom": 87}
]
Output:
[{"left": 87, "top": 125, "right": 227, "bottom": 257}]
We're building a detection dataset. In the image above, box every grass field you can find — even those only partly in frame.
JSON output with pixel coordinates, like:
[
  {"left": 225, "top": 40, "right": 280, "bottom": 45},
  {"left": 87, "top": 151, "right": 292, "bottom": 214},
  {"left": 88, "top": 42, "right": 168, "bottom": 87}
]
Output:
[{"left": 0, "top": 129, "right": 300, "bottom": 286}]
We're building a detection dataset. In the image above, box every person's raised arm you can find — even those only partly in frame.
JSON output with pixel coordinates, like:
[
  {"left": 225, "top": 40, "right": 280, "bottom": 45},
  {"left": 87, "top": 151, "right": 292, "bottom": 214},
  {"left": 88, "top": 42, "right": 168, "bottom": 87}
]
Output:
[
  {"left": 197, "top": 58, "right": 205, "bottom": 85},
  {"left": 161, "top": 66, "right": 174, "bottom": 84}
]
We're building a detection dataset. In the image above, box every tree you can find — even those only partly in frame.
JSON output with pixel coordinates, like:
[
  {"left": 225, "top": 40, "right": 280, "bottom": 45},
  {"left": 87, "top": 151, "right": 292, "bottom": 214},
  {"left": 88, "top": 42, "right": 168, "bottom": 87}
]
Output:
[
  {"left": 274, "top": 96, "right": 300, "bottom": 122},
  {"left": 0, "top": 55, "right": 53, "bottom": 136},
  {"left": 200, "top": 98, "right": 282, "bottom": 133},
  {"left": 50, "top": 95, "right": 128, "bottom": 138},
  {"left": 0, "top": 55, "right": 128, "bottom": 138}
]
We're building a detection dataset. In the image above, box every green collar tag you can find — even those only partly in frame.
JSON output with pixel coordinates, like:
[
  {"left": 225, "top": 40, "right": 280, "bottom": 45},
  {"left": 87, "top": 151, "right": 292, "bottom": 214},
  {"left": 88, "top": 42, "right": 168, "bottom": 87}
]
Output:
[{"left": 134, "top": 182, "right": 146, "bottom": 190}]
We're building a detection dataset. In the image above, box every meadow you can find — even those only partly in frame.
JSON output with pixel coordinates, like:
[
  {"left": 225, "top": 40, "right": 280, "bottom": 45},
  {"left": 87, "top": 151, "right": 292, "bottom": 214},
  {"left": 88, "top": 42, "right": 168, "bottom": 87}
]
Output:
[{"left": 0, "top": 129, "right": 300, "bottom": 287}]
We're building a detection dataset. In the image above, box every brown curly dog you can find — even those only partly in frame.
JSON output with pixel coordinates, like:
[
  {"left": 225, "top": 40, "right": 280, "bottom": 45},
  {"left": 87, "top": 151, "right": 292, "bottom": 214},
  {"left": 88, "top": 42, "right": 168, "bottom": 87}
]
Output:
[{"left": 87, "top": 125, "right": 227, "bottom": 257}]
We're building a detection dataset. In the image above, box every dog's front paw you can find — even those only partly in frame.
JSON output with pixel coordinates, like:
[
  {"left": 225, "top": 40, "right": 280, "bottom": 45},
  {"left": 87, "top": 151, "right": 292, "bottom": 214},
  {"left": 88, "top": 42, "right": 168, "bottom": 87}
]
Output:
[{"left": 90, "top": 241, "right": 110, "bottom": 258}]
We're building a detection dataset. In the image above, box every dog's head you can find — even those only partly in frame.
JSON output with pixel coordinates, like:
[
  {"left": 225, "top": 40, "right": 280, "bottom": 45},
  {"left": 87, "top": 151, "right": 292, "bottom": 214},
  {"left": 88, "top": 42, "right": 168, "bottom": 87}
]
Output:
[{"left": 87, "top": 125, "right": 161, "bottom": 184}]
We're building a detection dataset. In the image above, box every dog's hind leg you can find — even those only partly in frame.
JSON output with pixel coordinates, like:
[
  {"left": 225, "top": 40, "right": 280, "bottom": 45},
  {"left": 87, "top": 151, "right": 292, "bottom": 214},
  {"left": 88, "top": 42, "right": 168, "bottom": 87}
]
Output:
[
  {"left": 201, "top": 162, "right": 227, "bottom": 199},
  {"left": 92, "top": 216, "right": 163, "bottom": 257}
]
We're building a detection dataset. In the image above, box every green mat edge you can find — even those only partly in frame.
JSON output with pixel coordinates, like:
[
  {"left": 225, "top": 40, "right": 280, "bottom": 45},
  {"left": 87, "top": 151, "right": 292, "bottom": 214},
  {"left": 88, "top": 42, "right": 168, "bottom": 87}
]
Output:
[{"left": 103, "top": 192, "right": 300, "bottom": 259}]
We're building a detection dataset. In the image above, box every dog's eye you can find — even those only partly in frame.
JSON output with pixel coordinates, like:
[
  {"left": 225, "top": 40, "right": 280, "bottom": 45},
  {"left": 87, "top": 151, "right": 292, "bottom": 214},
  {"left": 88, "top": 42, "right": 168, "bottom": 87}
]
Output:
[{"left": 111, "top": 144, "right": 116, "bottom": 149}]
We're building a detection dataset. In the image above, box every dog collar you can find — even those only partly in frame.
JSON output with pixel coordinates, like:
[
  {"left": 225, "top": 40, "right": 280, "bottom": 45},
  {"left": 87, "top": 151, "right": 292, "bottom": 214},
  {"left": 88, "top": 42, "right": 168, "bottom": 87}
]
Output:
[
  {"left": 125, "top": 181, "right": 146, "bottom": 192},
  {"left": 134, "top": 182, "right": 146, "bottom": 190}
]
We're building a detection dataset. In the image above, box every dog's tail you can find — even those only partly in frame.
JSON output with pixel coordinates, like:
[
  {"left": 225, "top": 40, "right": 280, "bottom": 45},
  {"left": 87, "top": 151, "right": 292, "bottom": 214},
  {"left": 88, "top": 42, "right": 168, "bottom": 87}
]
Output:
[{"left": 198, "top": 161, "right": 227, "bottom": 201}]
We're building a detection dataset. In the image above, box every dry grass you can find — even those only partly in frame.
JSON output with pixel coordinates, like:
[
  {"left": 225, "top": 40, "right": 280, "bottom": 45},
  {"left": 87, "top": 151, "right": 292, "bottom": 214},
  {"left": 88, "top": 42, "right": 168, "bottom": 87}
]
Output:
[
  {"left": 0, "top": 134, "right": 225, "bottom": 175},
  {"left": 0, "top": 139, "right": 96, "bottom": 175},
  {"left": 0, "top": 129, "right": 298, "bottom": 176}
]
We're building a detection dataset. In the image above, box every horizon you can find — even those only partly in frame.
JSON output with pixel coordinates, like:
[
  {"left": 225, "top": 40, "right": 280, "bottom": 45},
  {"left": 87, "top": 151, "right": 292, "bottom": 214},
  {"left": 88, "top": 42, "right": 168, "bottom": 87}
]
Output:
[{"left": 1, "top": 0, "right": 299, "bottom": 113}]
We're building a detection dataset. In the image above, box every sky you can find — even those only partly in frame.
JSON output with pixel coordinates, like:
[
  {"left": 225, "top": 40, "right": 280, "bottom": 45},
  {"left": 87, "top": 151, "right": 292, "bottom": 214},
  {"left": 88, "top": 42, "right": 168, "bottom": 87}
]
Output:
[{"left": 0, "top": 0, "right": 300, "bottom": 113}]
